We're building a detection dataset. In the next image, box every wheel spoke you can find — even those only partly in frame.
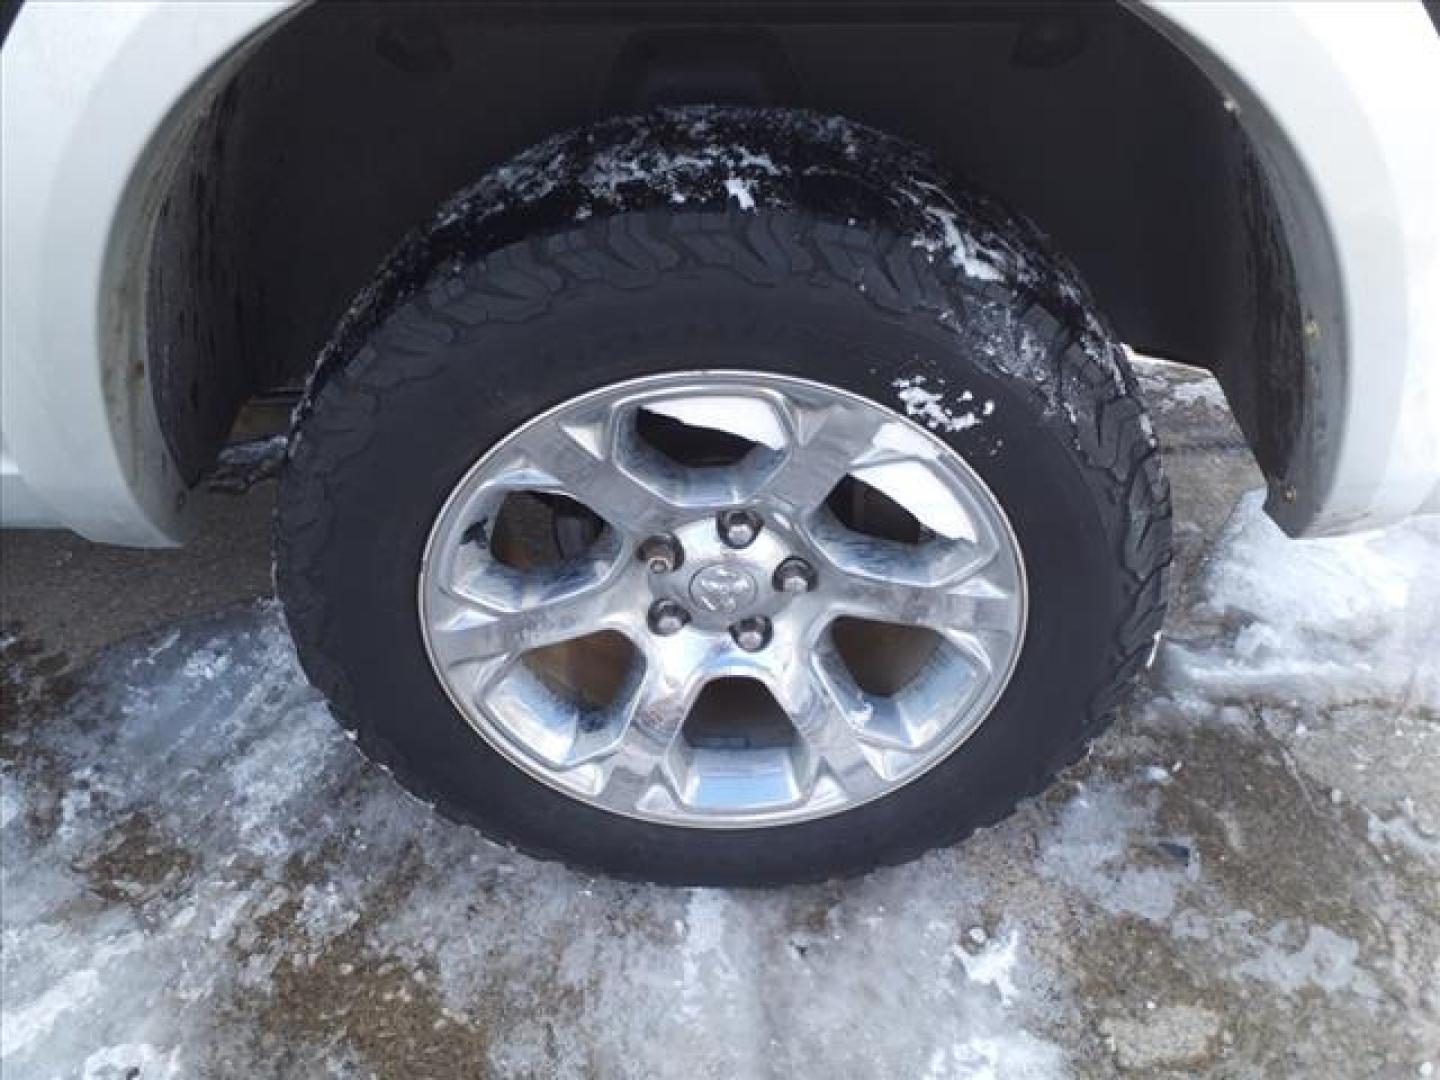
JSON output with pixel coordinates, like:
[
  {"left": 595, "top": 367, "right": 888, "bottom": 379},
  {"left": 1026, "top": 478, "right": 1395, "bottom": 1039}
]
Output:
[
  {"left": 515, "top": 418, "right": 675, "bottom": 534},
  {"left": 591, "top": 667, "right": 697, "bottom": 806},
  {"left": 596, "top": 722, "right": 673, "bottom": 805},
  {"left": 830, "top": 563, "right": 1019, "bottom": 638},
  {"left": 628, "top": 663, "right": 697, "bottom": 741},
  {"left": 762, "top": 403, "right": 884, "bottom": 513},
  {"left": 427, "top": 580, "right": 627, "bottom": 670},
  {"left": 771, "top": 659, "right": 884, "bottom": 799}
]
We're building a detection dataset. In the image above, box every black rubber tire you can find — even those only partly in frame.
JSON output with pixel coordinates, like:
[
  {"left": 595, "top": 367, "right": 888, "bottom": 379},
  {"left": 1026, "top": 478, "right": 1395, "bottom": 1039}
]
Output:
[{"left": 277, "top": 112, "right": 1170, "bottom": 886}]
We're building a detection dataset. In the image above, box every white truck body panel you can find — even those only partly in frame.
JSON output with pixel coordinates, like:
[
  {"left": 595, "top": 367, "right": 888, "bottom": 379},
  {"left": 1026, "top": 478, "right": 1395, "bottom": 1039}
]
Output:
[
  {"left": 2, "top": 0, "right": 1436, "bottom": 544},
  {"left": 1, "top": 2, "right": 288, "bottom": 546},
  {"left": 1141, "top": 0, "right": 1440, "bottom": 532}
]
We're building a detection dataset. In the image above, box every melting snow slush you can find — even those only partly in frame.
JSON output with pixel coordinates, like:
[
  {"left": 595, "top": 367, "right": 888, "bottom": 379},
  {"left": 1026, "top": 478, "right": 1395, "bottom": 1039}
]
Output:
[{"left": 2, "top": 365, "right": 1438, "bottom": 1077}]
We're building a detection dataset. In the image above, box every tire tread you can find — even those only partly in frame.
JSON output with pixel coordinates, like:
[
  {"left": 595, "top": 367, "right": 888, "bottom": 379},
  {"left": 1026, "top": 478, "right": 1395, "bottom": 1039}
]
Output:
[{"left": 277, "top": 206, "right": 1171, "bottom": 884}]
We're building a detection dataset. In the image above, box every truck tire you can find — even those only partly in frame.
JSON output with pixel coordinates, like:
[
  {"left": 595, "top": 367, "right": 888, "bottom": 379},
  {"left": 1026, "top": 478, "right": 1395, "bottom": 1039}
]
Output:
[{"left": 276, "top": 108, "right": 1170, "bottom": 885}]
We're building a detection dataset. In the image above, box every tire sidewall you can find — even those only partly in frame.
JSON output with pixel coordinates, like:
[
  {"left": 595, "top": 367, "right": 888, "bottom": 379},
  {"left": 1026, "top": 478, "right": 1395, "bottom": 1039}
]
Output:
[{"left": 283, "top": 219, "right": 1124, "bottom": 884}]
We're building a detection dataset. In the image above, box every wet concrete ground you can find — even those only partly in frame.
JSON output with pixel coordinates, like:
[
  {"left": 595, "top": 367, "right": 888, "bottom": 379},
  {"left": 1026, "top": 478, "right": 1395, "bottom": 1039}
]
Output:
[{"left": 2, "top": 361, "right": 1437, "bottom": 1078}]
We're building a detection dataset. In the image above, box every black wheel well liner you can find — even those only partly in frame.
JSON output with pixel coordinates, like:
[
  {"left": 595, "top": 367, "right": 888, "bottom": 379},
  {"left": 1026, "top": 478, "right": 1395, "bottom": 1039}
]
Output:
[{"left": 143, "top": 1, "right": 1324, "bottom": 524}]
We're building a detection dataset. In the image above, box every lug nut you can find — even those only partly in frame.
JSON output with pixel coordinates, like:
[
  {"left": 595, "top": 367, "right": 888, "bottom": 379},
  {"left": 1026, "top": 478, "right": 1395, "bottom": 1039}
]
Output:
[
  {"left": 718, "top": 509, "right": 762, "bottom": 549},
  {"left": 730, "top": 616, "right": 772, "bottom": 652},
  {"left": 648, "top": 599, "right": 691, "bottom": 636},
  {"left": 773, "top": 557, "right": 817, "bottom": 595},
  {"left": 637, "top": 533, "right": 683, "bottom": 575}
]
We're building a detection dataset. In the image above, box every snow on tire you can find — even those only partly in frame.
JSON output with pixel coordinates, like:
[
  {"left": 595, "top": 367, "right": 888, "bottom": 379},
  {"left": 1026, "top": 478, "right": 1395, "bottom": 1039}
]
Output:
[{"left": 276, "top": 107, "right": 1171, "bottom": 885}]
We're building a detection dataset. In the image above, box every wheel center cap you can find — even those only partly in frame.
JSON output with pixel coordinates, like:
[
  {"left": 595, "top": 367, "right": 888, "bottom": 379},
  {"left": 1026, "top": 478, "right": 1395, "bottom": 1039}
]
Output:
[{"left": 689, "top": 563, "right": 759, "bottom": 615}]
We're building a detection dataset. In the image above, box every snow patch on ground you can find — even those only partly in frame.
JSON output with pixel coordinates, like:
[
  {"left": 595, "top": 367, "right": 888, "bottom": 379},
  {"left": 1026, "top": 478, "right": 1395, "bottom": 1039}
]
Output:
[
  {"left": 1233, "top": 923, "right": 1379, "bottom": 998},
  {"left": 0, "top": 607, "right": 1070, "bottom": 1078},
  {"left": 1131, "top": 357, "right": 1226, "bottom": 411},
  {"left": 957, "top": 928, "right": 1021, "bottom": 1005},
  {"left": 81, "top": 1042, "right": 182, "bottom": 1080},
  {"left": 1039, "top": 784, "right": 1192, "bottom": 923},
  {"left": 207, "top": 434, "right": 287, "bottom": 493},
  {"left": 1367, "top": 800, "right": 1440, "bottom": 860},
  {"left": 1164, "top": 490, "right": 1440, "bottom": 709}
]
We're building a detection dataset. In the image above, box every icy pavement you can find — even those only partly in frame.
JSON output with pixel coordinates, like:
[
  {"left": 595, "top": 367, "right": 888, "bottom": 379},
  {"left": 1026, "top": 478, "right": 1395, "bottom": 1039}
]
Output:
[{"left": 2, "top": 359, "right": 1438, "bottom": 1078}]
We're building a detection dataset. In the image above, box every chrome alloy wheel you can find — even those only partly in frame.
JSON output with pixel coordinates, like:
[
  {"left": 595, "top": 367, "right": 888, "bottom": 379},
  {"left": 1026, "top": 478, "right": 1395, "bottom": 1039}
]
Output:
[{"left": 418, "top": 372, "right": 1027, "bottom": 828}]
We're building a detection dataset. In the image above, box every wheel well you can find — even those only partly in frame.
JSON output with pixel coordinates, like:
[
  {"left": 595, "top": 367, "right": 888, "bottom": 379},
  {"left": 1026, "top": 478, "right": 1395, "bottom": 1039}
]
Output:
[{"left": 146, "top": 1, "right": 1310, "bottom": 492}]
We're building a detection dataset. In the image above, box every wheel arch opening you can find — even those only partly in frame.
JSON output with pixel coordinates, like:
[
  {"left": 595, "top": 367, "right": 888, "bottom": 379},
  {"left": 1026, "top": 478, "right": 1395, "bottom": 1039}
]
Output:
[{"left": 137, "top": 0, "right": 1330, "bottom": 524}]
